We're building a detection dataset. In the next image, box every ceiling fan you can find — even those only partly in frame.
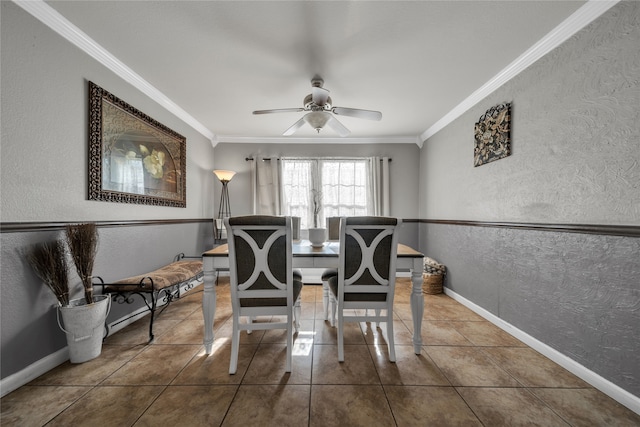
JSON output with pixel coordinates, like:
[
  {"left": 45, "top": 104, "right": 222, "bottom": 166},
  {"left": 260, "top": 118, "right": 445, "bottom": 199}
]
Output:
[{"left": 252, "top": 76, "right": 382, "bottom": 137}]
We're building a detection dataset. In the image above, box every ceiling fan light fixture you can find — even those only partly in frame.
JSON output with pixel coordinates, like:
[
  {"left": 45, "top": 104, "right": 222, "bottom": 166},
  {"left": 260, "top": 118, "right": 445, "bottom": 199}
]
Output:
[{"left": 304, "top": 111, "right": 330, "bottom": 133}]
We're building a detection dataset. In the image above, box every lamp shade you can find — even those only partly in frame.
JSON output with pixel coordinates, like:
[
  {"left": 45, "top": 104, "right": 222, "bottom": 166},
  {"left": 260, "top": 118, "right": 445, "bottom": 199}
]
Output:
[{"left": 213, "top": 170, "right": 236, "bottom": 182}]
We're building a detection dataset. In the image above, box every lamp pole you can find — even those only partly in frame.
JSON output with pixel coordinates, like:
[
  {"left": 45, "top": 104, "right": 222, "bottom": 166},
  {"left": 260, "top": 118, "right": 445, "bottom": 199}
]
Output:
[{"left": 213, "top": 170, "right": 236, "bottom": 242}]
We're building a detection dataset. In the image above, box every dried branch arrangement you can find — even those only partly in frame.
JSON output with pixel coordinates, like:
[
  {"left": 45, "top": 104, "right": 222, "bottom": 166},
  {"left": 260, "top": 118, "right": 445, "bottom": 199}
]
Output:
[
  {"left": 65, "top": 223, "right": 99, "bottom": 304},
  {"left": 26, "top": 240, "right": 70, "bottom": 306}
]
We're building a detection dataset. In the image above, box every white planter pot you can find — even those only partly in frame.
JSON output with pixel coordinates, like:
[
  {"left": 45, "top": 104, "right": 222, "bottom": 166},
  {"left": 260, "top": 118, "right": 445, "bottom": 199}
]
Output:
[
  {"left": 308, "top": 228, "right": 327, "bottom": 248},
  {"left": 58, "top": 294, "right": 111, "bottom": 363}
]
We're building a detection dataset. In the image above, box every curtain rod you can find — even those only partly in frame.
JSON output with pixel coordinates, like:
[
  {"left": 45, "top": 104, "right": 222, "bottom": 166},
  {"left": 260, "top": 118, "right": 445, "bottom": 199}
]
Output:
[{"left": 245, "top": 157, "right": 392, "bottom": 161}]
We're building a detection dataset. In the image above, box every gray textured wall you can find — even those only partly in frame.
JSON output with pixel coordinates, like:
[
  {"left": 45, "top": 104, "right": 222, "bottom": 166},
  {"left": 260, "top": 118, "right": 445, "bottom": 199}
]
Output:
[
  {"left": 1, "top": 2, "right": 216, "bottom": 380},
  {"left": 423, "top": 222, "right": 640, "bottom": 396},
  {"left": 419, "top": 1, "right": 639, "bottom": 225},
  {"left": 419, "top": 1, "right": 640, "bottom": 397}
]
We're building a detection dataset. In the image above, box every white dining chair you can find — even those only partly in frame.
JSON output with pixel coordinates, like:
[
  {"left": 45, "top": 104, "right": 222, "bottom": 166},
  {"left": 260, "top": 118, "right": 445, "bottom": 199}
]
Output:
[
  {"left": 328, "top": 216, "right": 402, "bottom": 362},
  {"left": 224, "top": 215, "right": 303, "bottom": 374}
]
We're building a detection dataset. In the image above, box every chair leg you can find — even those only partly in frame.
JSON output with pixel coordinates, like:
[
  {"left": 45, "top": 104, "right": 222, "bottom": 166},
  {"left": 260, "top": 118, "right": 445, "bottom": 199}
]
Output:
[
  {"left": 337, "top": 306, "right": 345, "bottom": 362},
  {"left": 375, "top": 309, "right": 381, "bottom": 329},
  {"left": 229, "top": 317, "right": 241, "bottom": 374},
  {"left": 386, "top": 312, "right": 396, "bottom": 363},
  {"left": 285, "top": 315, "right": 293, "bottom": 373},
  {"left": 329, "top": 293, "right": 337, "bottom": 327},
  {"left": 322, "top": 281, "right": 330, "bottom": 320},
  {"left": 294, "top": 298, "right": 301, "bottom": 333},
  {"left": 246, "top": 316, "right": 254, "bottom": 334}
]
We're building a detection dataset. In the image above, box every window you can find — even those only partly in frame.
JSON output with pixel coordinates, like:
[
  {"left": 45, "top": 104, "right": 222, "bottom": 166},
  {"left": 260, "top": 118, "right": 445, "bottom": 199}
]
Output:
[{"left": 281, "top": 158, "right": 373, "bottom": 230}]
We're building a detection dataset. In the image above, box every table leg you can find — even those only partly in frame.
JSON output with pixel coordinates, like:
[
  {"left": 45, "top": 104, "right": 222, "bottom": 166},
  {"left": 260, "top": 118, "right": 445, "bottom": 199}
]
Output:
[
  {"left": 410, "top": 267, "right": 424, "bottom": 354},
  {"left": 202, "top": 267, "right": 218, "bottom": 354}
]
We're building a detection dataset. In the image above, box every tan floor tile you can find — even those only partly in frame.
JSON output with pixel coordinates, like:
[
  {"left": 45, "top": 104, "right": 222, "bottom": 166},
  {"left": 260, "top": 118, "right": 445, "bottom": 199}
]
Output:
[
  {"left": 531, "top": 388, "right": 640, "bottom": 427},
  {"left": 223, "top": 385, "right": 310, "bottom": 427},
  {"left": 417, "top": 320, "right": 475, "bottom": 346},
  {"left": 242, "top": 342, "right": 312, "bottom": 384},
  {"left": 361, "top": 319, "right": 414, "bottom": 345},
  {"left": 30, "top": 344, "right": 145, "bottom": 385},
  {"left": 172, "top": 343, "right": 256, "bottom": 385},
  {"left": 310, "top": 385, "right": 394, "bottom": 426},
  {"left": 299, "top": 284, "right": 318, "bottom": 302},
  {"left": 1, "top": 385, "right": 90, "bottom": 426},
  {"left": 393, "top": 303, "right": 414, "bottom": 321},
  {"left": 134, "top": 385, "right": 237, "bottom": 426},
  {"left": 153, "top": 318, "right": 209, "bottom": 344},
  {"left": 215, "top": 318, "right": 266, "bottom": 343},
  {"left": 385, "top": 385, "right": 482, "bottom": 426},
  {"left": 457, "top": 387, "right": 571, "bottom": 426},
  {"left": 484, "top": 347, "right": 590, "bottom": 388},
  {"left": 105, "top": 316, "right": 181, "bottom": 346},
  {"left": 425, "top": 346, "right": 520, "bottom": 387},
  {"left": 312, "top": 345, "right": 379, "bottom": 384},
  {"left": 313, "top": 317, "right": 365, "bottom": 344},
  {"left": 451, "top": 320, "right": 525, "bottom": 346},
  {"left": 261, "top": 319, "right": 314, "bottom": 343},
  {"left": 102, "top": 344, "right": 200, "bottom": 385},
  {"left": 424, "top": 301, "right": 485, "bottom": 321},
  {"left": 159, "top": 298, "right": 201, "bottom": 320},
  {"left": 370, "top": 345, "right": 450, "bottom": 385},
  {"left": 46, "top": 385, "right": 164, "bottom": 426}
]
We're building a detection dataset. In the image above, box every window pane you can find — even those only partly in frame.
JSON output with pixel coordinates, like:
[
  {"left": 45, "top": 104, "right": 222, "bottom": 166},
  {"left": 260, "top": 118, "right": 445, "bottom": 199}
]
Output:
[
  {"left": 281, "top": 159, "right": 314, "bottom": 229},
  {"left": 281, "top": 158, "right": 372, "bottom": 230},
  {"left": 321, "top": 160, "right": 369, "bottom": 218}
]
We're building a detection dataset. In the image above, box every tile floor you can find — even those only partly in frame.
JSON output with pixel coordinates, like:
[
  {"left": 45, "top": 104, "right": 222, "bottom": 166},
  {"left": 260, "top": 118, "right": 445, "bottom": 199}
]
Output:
[{"left": 2, "top": 277, "right": 639, "bottom": 426}]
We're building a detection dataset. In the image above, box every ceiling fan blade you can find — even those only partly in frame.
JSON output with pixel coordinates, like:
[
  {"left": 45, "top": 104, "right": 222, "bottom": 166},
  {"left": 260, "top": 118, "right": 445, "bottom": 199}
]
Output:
[
  {"left": 332, "top": 107, "right": 382, "bottom": 121},
  {"left": 283, "top": 117, "right": 307, "bottom": 136},
  {"left": 253, "top": 108, "right": 304, "bottom": 115},
  {"left": 326, "top": 115, "right": 351, "bottom": 137},
  {"left": 312, "top": 86, "right": 330, "bottom": 106}
]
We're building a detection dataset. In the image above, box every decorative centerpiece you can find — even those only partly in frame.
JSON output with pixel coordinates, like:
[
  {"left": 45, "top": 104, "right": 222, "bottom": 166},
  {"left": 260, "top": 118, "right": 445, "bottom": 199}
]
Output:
[{"left": 308, "top": 189, "right": 327, "bottom": 247}]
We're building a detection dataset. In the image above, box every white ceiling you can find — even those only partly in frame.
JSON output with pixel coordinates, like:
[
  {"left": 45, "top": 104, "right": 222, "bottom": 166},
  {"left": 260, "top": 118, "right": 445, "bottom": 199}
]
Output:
[{"left": 29, "top": 1, "right": 612, "bottom": 144}]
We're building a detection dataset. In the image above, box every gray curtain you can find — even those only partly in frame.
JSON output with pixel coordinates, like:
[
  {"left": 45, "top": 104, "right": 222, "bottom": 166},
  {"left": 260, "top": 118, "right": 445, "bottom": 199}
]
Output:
[
  {"left": 251, "top": 156, "right": 282, "bottom": 215},
  {"left": 370, "top": 156, "right": 391, "bottom": 216}
]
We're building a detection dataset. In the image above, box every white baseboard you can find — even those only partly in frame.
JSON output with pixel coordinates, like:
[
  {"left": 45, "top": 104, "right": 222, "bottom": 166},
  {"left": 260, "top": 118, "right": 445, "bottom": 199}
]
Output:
[
  {"left": 0, "top": 347, "right": 69, "bottom": 398},
  {"left": 0, "top": 278, "right": 203, "bottom": 398},
  {"left": 443, "top": 287, "right": 640, "bottom": 415}
]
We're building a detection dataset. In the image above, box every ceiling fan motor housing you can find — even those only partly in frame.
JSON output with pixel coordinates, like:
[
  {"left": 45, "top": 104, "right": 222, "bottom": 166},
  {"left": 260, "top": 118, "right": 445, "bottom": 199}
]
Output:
[{"left": 304, "top": 94, "right": 332, "bottom": 111}]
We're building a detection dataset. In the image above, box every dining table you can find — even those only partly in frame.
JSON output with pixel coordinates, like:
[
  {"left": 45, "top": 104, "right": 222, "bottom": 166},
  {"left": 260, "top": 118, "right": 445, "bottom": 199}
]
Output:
[{"left": 201, "top": 240, "right": 425, "bottom": 354}]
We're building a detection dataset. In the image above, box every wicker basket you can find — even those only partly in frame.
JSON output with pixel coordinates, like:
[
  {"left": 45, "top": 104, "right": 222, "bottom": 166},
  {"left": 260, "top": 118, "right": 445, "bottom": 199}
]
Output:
[{"left": 422, "top": 273, "right": 443, "bottom": 294}]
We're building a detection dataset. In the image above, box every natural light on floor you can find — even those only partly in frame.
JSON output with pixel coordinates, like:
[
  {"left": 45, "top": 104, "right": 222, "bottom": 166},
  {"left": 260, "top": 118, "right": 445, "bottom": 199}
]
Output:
[{"left": 292, "top": 330, "right": 315, "bottom": 357}]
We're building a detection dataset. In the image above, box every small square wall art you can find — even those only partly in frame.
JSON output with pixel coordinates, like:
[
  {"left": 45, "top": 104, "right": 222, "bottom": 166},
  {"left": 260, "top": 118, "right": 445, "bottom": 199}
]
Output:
[{"left": 474, "top": 102, "right": 511, "bottom": 167}]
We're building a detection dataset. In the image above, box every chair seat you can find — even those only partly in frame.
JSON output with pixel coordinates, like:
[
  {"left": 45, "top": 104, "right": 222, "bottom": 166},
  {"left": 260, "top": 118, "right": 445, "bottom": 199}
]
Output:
[
  {"left": 240, "top": 279, "right": 303, "bottom": 307},
  {"left": 321, "top": 268, "right": 337, "bottom": 281},
  {"left": 328, "top": 276, "right": 387, "bottom": 302}
]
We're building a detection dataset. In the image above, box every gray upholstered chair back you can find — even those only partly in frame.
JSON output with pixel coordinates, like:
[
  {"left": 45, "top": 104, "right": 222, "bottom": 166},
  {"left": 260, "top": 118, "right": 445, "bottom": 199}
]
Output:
[
  {"left": 341, "top": 216, "right": 400, "bottom": 290},
  {"left": 225, "top": 215, "right": 292, "bottom": 307}
]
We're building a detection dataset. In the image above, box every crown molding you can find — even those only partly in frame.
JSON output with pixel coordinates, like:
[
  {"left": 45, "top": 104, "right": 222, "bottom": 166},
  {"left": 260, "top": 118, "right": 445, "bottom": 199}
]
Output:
[
  {"left": 15, "top": 0, "right": 617, "bottom": 148},
  {"left": 420, "top": 0, "right": 620, "bottom": 142},
  {"left": 214, "top": 135, "right": 422, "bottom": 146},
  {"left": 13, "top": 0, "right": 216, "bottom": 144}
]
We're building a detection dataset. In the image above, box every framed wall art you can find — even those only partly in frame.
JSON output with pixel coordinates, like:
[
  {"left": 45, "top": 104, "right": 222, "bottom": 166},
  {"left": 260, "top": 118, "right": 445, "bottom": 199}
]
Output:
[
  {"left": 88, "top": 81, "right": 186, "bottom": 207},
  {"left": 474, "top": 102, "right": 511, "bottom": 167}
]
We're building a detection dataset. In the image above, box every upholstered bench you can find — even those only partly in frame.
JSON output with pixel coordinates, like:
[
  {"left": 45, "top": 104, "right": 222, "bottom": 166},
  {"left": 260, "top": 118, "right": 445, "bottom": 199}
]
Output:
[{"left": 96, "top": 254, "right": 203, "bottom": 342}]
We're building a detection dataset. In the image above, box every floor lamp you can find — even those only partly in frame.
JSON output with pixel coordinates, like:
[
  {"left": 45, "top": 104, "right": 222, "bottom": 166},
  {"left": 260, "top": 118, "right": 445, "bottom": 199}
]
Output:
[{"left": 213, "top": 169, "right": 236, "bottom": 241}]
